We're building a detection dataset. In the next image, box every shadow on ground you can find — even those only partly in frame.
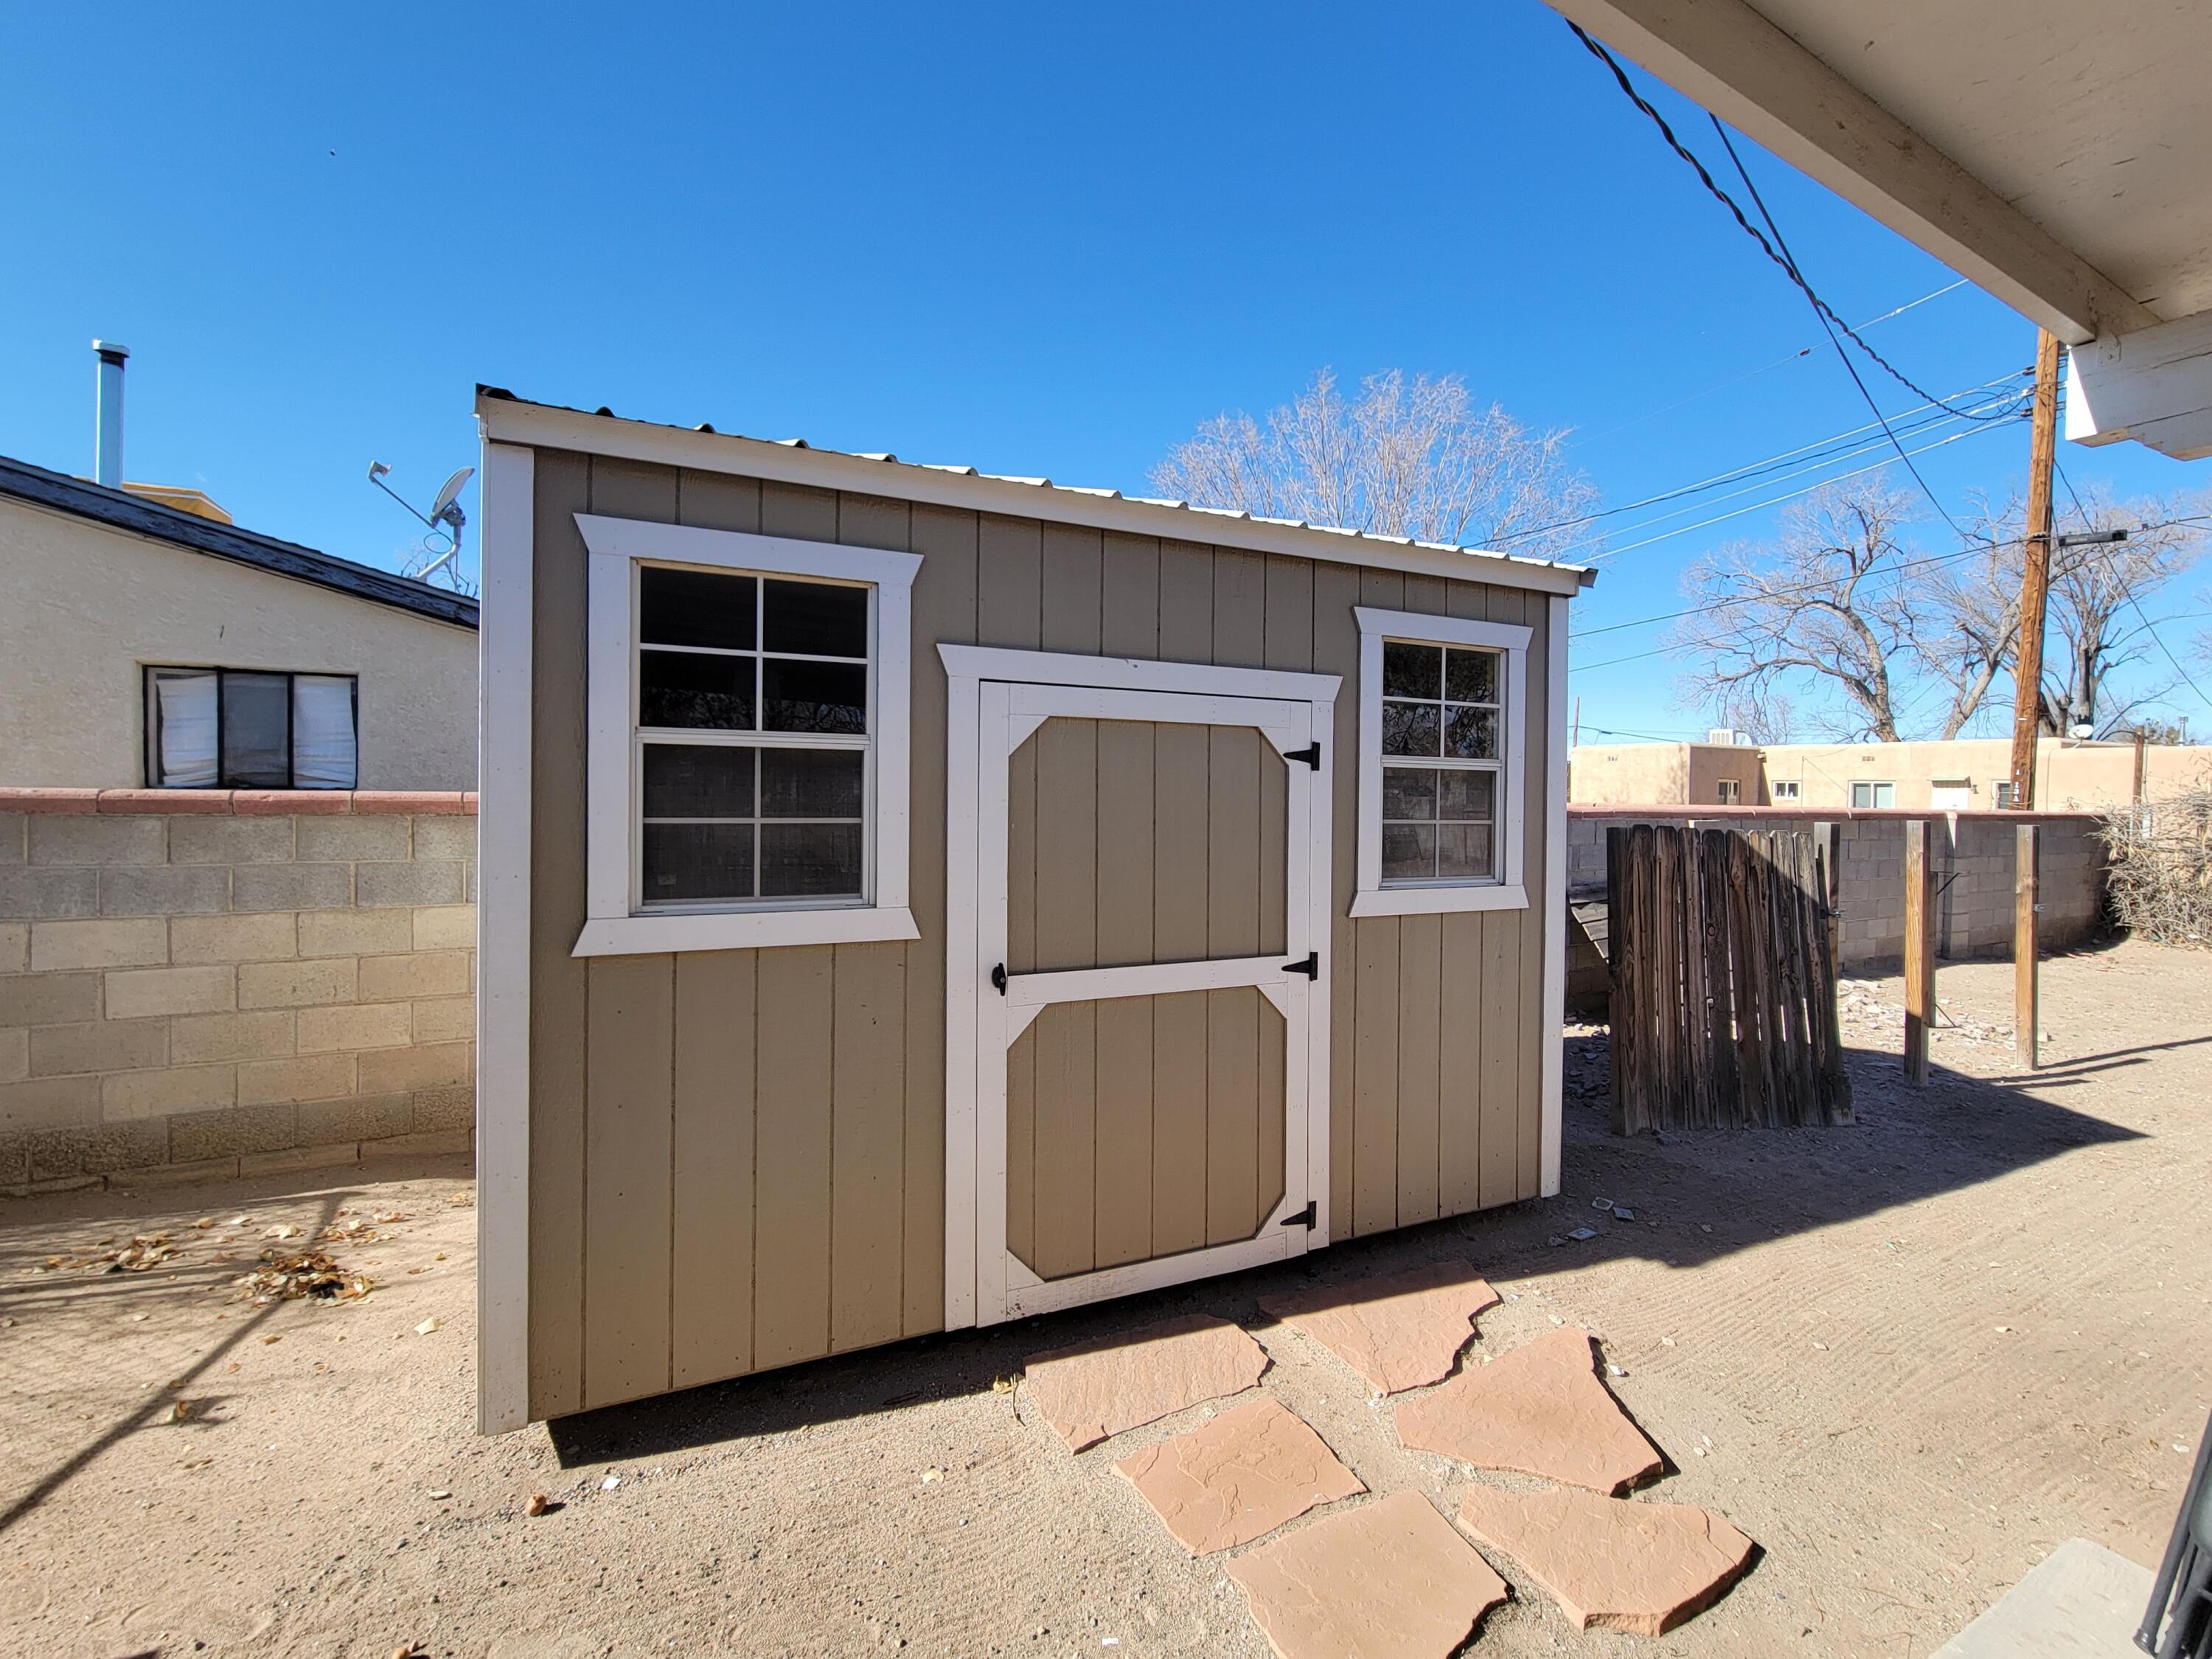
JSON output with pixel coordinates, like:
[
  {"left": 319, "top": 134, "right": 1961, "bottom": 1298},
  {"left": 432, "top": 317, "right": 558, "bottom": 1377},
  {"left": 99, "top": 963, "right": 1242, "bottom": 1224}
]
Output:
[{"left": 549, "top": 1031, "right": 2140, "bottom": 1467}]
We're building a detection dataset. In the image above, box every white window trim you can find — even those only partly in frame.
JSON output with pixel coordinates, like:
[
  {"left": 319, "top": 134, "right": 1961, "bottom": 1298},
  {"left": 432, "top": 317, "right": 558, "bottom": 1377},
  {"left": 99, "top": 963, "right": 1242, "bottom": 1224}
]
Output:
[
  {"left": 1349, "top": 606, "right": 1533, "bottom": 917},
  {"left": 1772, "top": 779, "right": 1803, "bottom": 801},
  {"left": 571, "top": 514, "right": 921, "bottom": 956}
]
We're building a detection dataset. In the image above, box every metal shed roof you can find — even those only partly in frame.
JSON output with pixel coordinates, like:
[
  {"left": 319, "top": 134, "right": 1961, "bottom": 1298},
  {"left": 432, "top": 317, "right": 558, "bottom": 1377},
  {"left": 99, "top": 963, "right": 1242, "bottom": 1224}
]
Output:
[{"left": 474, "top": 388, "right": 1597, "bottom": 597}]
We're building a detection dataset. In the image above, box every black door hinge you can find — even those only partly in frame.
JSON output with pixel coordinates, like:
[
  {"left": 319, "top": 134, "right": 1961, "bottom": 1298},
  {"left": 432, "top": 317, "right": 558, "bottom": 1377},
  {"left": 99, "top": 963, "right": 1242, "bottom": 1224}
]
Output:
[
  {"left": 990, "top": 963, "right": 1007, "bottom": 995},
  {"left": 1282, "top": 951, "right": 1319, "bottom": 981},
  {"left": 1280, "top": 1200, "right": 1317, "bottom": 1229},
  {"left": 1283, "top": 741, "right": 1321, "bottom": 770}
]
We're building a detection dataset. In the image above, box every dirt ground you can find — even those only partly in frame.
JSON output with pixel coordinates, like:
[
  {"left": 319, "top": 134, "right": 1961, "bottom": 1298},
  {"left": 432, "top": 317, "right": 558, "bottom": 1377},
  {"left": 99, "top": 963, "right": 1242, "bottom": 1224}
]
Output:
[{"left": 3, "top": 937, "right": 2208, "bottom": 1659}]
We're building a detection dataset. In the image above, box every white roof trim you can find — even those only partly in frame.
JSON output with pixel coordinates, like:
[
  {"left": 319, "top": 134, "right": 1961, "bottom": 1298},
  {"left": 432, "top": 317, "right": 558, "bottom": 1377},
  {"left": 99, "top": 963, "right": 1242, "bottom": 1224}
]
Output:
[{"left": 473, "top": 392, "right": 1596, "bottom": 597}]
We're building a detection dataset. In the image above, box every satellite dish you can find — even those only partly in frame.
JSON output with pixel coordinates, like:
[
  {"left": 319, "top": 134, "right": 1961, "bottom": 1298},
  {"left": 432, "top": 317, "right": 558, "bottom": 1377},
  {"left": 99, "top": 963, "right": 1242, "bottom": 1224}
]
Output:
[{"left": 429, "top": 467, "right": 475, "bottom": 525}]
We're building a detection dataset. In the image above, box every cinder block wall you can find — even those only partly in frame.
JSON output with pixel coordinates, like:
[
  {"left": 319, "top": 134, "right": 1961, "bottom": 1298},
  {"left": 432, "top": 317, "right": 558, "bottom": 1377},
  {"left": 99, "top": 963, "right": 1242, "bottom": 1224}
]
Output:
[
  {"left": 1564, "top": 808, "right": 2108, "bottom": 1015},
  {"left": 0, "top": 790, "right": 476, "bottom": 1193}
]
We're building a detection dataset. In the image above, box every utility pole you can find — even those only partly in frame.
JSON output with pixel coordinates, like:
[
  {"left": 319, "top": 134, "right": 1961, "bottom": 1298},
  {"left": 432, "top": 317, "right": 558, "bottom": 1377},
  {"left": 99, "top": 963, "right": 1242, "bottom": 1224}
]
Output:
[{"left": 2006, "top": 329, "right": 2064, "bottom": 812}]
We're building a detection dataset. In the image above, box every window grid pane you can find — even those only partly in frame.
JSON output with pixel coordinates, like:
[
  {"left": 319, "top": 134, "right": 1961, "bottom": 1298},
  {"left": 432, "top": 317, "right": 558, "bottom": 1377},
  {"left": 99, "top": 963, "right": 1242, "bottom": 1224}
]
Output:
[{"left": 1377, "top": 637, "right": 1506, "bottom": 888}]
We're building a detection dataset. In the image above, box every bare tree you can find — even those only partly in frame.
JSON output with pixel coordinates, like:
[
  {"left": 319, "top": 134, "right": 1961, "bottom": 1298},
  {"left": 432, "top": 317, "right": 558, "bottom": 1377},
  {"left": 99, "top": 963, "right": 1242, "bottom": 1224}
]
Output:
[
  {"left": 1150, "top": 369, "right": 1597, "bottom": 558},
  {"left": 2039, "top": 487, "right": 2203, "bottom": 734},
  {"left": 1910, "top": 497, "right": 2023, "bottom": 739},
  {"left": 1671, "top": 476, "right": 1918, "bottom": 741}
]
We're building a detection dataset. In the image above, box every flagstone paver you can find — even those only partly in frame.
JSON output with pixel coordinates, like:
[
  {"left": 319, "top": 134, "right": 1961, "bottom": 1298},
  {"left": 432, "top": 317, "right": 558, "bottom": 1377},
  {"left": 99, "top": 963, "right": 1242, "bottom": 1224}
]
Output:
[
  {"left": 1394, "top": 1325, "right": 1663, "bottom": 1494},
  {"left": 1112, "top": 1397, "right": 1365, "bottom": 1554},
  {"left": 1022, "top": 1314, "right": 1268, "bottom": 1452},
  {"left": 1259, "top": 1260, "right": 1500, "bottom": 1394},
  {"left": 1457, "top": 1482, "right": 1757, "bottom": 1635},
  {"left": 1226, "top": 1490, "right": 1509, "bottom": 1659}
]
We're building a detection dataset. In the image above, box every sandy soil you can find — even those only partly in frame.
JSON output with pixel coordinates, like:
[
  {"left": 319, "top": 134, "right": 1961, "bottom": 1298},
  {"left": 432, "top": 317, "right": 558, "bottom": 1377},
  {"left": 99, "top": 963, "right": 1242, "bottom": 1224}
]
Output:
[{"left": 2, "top": 938, "right": 2208, "bottom": 1659}]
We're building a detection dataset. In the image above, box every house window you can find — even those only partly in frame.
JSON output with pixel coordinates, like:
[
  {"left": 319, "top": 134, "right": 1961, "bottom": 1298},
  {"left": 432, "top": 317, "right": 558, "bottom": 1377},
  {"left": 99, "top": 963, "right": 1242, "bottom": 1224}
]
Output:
[
  {"left": 1717, "top": 779, "right": 1742, "bottom": 805},
  {"left": 1850, "top": 781, "right": 1896, "bottom": 810},
  {"left": 575, "top": 515, "right": 922, "bottom": 956},
  {"left": 1352, "top": 606, "right": 1532, "bottom": 917},
  {"left": 143, "top": 667, "right": 358, "bottom": 789},
  {"left": 1993, "top": 781, "right": 2019, "bottom": 809},
  {"left": 1770, "top": 779, "right": 1801, "bottom": 802}
]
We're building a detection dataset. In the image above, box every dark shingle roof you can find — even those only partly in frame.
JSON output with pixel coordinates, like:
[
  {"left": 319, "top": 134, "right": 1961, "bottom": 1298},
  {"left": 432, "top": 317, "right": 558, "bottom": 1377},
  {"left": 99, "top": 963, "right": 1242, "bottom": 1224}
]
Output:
[{"left": 0, "top": 453, "right": 478, "bottom": 630}]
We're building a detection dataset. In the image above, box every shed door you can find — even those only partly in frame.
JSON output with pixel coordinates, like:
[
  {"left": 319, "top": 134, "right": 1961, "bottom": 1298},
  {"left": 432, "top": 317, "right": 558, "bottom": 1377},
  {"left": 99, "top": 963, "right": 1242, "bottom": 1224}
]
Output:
[{"left": 969, "top": 677, "right": 1327, "bottom": 1324}]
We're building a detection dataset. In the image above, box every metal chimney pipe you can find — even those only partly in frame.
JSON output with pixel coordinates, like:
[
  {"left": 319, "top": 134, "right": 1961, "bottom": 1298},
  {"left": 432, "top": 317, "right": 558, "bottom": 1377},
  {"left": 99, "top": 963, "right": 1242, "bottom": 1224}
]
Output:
[{"left": 92, "top": 339, "right": 129, "bottom": 488}]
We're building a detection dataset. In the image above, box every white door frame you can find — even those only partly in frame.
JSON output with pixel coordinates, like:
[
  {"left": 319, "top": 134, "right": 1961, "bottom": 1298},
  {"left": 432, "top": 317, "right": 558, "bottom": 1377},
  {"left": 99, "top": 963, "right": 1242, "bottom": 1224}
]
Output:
[{"left": 939, "top": 645, "right": 1341, "bottom": 1331}]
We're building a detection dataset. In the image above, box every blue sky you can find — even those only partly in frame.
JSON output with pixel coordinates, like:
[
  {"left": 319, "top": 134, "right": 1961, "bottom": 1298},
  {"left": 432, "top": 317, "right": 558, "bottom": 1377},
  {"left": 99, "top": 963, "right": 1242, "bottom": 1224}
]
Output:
[{"left": 4, "top": 0, "right": 2205, "bottom": 740}]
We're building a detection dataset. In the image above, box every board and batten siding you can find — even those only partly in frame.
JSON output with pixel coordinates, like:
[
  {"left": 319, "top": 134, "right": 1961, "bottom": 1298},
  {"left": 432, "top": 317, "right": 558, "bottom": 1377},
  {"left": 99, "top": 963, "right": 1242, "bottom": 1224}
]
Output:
[{"left": 522, "top": 448, "right": 1553, "bottom": 1418}]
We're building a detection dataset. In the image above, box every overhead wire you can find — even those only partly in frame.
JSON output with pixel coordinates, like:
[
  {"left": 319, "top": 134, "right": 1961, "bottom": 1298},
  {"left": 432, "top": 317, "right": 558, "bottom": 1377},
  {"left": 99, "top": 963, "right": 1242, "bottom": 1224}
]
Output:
[
  {"left": 2053, "top": 463, "right": 2212, "bottom": 711},
  {"left": 1563, "top": 18, "right": 2014, "bottom": 425}
]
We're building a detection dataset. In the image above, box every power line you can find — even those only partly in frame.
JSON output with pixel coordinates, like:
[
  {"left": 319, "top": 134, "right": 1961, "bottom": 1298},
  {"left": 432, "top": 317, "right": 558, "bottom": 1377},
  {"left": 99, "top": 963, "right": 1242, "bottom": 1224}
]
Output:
[
  {"left": 2053, "top": 463, "right": 2212, "bottom": 711},
  {"left": 1563, "top": 20, "right": 2013, "bottom": 425},
  {"left": 1707, "top": 116, "right": 1974, "bottom": 541}
]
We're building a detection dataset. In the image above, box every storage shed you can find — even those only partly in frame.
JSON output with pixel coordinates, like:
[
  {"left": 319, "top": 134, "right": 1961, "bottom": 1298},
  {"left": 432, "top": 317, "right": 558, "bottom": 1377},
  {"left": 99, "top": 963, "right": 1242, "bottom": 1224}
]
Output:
[{"left": 471, "top": 391, "right": 1594, "bottom": 1430}]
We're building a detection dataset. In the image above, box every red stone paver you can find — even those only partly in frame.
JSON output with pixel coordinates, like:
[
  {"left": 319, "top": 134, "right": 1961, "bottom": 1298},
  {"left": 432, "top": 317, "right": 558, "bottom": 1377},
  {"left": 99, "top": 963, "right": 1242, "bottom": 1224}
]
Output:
[
  {"left": 1112, "top": 1397, "right": 1364, "bottom": 1554},
  {"left": 1023, "top": 1315, "right": 1267, "bottom": 1453},
  {"left": 1259, "top": 1261, "right": 1499, "bottom": 1394},
  {"left": 1457, "top": 1482, "right": 1756, "bottom": 1635},
  {"left": 1394, "top": 1326, "right": 1663, "bottom": 1494},
  {"left": 1226, "top": 1491, "right": 1508, "bottom": 1659}
]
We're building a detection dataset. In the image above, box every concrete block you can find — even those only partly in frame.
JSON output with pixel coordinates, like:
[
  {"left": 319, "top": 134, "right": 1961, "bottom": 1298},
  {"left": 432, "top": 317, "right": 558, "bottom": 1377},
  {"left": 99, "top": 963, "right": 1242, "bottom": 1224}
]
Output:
[
  {"left": 358, "top": 950, "right": 471, "bottom": 1001},
  {"left": 31, "top": 1018, "right": 169, "bottom": 1077},
  {"left": 101, "top": 1064, "right": 236, "bottom": 1120},
  {"left": 0, "top": 1027, "right": 23, "bottom": 1083},
  {"left": 1, "top": 1074, "right": 103, "bottom": 1131},
  {"left": 28, "top": 814, "right": 165, "bottom": 866},
  {"left": 0, "top": 814, "right": 23, "bottom": 863},
  {"left": 170, "top": 1010, "right": 296, "bottom": 1064},
  {"left": 0, "top": 867, "right": 101, "bottom": 919},
  {"left": 170, "top": 1102, "right": 298, "bottom": 1161},
  {"left": 0, "top": 1132, "right": 26, "bottom": 1184},
  {"left": 411, "top": 996, "right": 474, "bottom": 1043},
  {"left": 104, "top": 964, "right": 234, "bottom": 1020},
  {"left": 170, "top": 814, "right": 294, "bottom": 864},
  {"left": 356, "top": 861, "right": 464, "bottom": 907},
  {"left": 0, "top": 922, "right": 24, "bottom": 973},
  {"left": 361, "top": 1127, "right": 471, "bottom": 1162},
  {"left": 0, "top": 971, "right": 102, "bottom": 1027},
  {"left": 30, "top": 918, "right": 168, "bottom": 971},
  {"left": 411, "top": 905, "right": 475, "bottom": 951},
  {"left": 230, "top": 863, "right": 352, "bottom": 912},
  {"left": 358, "top": 1040, "right": 472, "bottom": 1094},
  {"left": 237, "top": 957, "right": 357, "bottom": 1009},
  {"left": 98, "top": 865, "right": 230, "bottom": 917},
  {"left": 28, "top": 1116, "right": 167, "bottom": 1179},
  {"left": 296, "top": 815, "right": 411, "bottom": 862},
  {"left": 298, "top": 1091, "right": 414, "bottom": 1147},
  {"left": 296, "top": 1002, "right": 411, "bottom": 1052},
  {"left": 107, "top": 1155, "right": 241, "bottom": 1189},
  {"left": 411, "top": 816, "right": 478, "bottom": 860},
  {"left": 465, "top": 860, "right": 478, "bottom": 903},
  {"left": 298, "top": 908, "right": 412, "bottom": 959},
  {"left": 237, "top": 1051, "right": 356, "bottom": 1105},
  {"left": 170, "top": 912, "right": 296, "bottom": 964},
  {"left": 240, "top": 1141, "right": 364, "bottom": 1178},
  {"left": 411, "top": 1082, "right": 474, "bottom": 1131}
]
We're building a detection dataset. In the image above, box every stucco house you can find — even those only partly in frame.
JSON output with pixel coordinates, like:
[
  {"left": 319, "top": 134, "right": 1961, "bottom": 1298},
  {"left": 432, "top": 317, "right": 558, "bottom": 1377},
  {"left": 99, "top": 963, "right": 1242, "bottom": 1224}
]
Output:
[{"left": 0, "top": 453, "right": 477, "bottom": 792}]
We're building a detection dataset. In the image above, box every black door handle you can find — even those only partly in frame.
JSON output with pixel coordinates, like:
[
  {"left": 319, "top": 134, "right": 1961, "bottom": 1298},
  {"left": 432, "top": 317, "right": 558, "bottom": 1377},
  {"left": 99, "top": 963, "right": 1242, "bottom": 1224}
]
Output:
[{"left": 990, "top": 963, "right": 1007, "bottom": 995}]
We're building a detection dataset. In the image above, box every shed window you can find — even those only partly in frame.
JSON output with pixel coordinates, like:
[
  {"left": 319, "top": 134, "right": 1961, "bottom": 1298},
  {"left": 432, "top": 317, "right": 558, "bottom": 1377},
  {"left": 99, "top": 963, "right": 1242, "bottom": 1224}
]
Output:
[
  {"left": 574, "top": 515, "right": 921, "bottom": 957},
  {"left": 1352, "top": 607, "right": 1534, "bottom": 917},
  {"left": 144, "top": 667, "right": 358, "bottom": 790},
  {"left": 1850, "top": 781, "right": 1896, "bottom": 810}
]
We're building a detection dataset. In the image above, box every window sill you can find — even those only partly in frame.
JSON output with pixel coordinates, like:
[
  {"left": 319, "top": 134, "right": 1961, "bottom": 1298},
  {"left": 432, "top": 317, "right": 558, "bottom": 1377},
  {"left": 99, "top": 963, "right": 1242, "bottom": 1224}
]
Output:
[
  {"left": 572, "top": 905, "right": 919, "bottom": 957},
  {"left": 1349, "top": 884, "right": 1528, "bottom": 919}
]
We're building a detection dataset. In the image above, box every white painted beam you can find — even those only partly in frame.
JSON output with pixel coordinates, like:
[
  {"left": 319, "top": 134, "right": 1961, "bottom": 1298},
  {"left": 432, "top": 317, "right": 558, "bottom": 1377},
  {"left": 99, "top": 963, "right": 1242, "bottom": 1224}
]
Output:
[
  {"left": 1544, "top": 0, "right": 2157, "bottom": 345},
  {"left": 2066, "top": 307, "right": 2212, "bottom": 461}
]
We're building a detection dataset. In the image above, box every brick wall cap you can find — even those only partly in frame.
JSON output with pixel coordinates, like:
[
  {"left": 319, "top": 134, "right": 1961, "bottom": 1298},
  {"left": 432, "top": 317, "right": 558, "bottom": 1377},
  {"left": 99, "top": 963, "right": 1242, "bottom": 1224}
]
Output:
[{"left": 0, "top": 788, "right": 476, "bottom": 816}]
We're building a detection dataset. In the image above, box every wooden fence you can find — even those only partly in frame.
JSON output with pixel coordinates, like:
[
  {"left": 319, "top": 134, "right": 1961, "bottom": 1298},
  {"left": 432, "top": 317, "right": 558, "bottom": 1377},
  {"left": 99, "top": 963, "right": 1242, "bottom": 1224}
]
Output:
[{"left": 1607, "top": 824, "right": 1854, "bottom": 1133}]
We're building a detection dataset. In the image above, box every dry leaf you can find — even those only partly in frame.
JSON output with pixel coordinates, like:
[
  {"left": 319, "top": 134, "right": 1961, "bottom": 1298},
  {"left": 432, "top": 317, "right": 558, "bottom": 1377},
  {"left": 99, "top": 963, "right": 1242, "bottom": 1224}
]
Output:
[
  {"left": 193, "top": 1217, "right": 215, "bottom": 1230},
  {"left": 170, "top": 1399, "right": 201, "bottom": 1423},
  {"left": 414, "top": 1317, "right": 442, "bottom": 1336}
]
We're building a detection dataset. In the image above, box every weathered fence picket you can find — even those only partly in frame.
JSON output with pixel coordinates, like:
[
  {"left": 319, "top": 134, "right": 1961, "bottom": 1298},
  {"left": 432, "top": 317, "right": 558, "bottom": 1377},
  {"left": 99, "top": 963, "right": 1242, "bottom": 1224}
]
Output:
[{"left": 1607, "top": 824, "right": 1854, "bottom": 1133}]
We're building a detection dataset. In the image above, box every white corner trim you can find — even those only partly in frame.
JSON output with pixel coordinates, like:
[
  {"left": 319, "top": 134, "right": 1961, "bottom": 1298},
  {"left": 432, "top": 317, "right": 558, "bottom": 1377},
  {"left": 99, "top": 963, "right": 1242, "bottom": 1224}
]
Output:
[
  {"left": 572, "top": 516, "right": 921, "bottom": 958},
  {"left": 474, "top": 439, "right": 534, "bottom": 1435},
  {"left": 1539, "top": 594, "right": 1569, "bottom": 1198},
  {"left": 1352, "top": 606, "right": 1532, "bottom": 918}
]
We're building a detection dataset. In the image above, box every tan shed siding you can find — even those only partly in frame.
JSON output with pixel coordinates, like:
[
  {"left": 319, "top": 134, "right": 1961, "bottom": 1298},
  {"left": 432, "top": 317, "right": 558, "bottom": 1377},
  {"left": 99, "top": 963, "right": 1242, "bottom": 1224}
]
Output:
[{"left": 525, "top": 455, "right": 1557, "bottom": 1413}]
